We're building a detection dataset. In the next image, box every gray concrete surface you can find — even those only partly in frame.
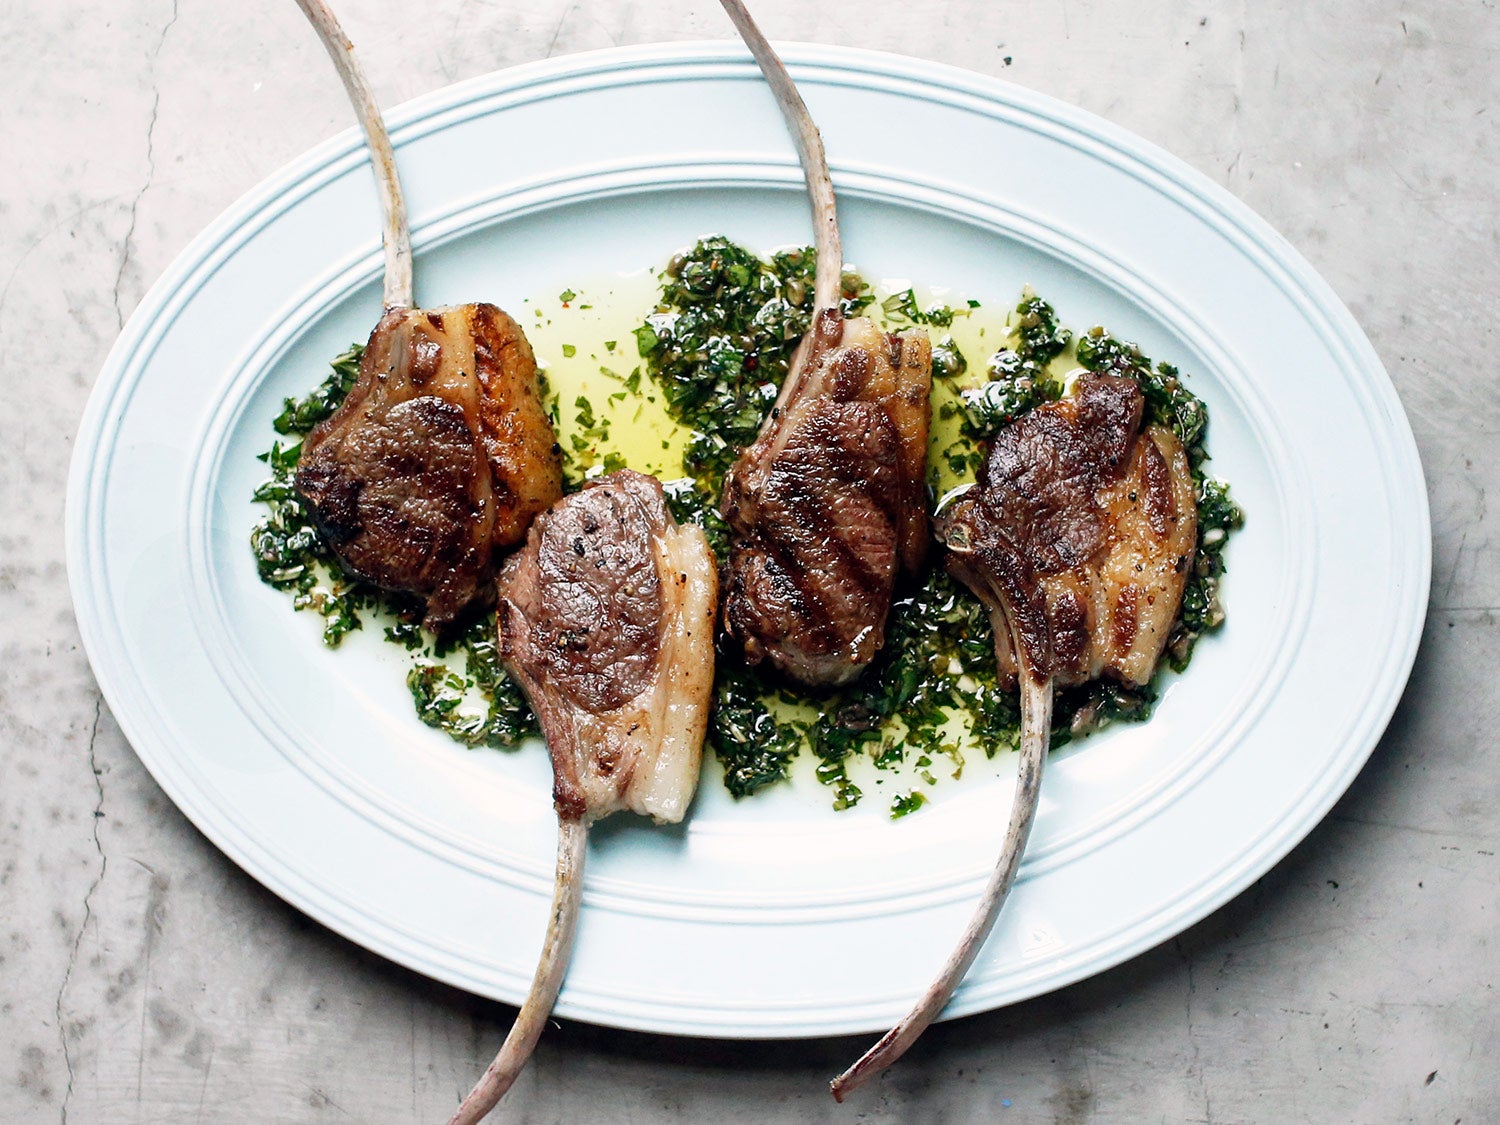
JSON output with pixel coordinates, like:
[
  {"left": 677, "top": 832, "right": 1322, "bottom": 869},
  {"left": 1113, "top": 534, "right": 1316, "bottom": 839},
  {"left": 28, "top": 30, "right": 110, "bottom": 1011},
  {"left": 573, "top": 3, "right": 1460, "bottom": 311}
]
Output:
[{"left": 3, "top": 1, "right": 1495, "bottom": 1121}]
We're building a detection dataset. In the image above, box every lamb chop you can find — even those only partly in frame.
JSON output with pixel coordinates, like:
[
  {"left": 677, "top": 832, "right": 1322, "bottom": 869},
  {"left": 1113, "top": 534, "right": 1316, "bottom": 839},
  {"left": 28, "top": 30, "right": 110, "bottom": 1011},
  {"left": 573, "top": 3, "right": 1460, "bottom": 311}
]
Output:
[
  {"left": 290, "top": 0, "right": 561, "bottom": 632},
  {"left": 449, "top": 469, "right": 718, "bottom": 1123},
  {"left": 829, "top": 371, "right": 1197, "bottom": 1099},
  {"left": 948, "top": 373, "right": 1199, "bottom": 693},
  {"left": 716, "top": 0, "right": 932, "bottom": 687}
]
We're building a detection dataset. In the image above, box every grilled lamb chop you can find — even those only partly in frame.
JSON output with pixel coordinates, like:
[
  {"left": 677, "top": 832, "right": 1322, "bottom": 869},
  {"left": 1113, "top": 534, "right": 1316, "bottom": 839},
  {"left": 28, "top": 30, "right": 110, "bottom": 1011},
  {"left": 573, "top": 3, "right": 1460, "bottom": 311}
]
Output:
[
  {"left": 449, "top": 470, "right": 718, "bottom": 1123},
  {"left": 830, "top": 371, "right": 1197, "bottom": 1099},
  {"left": 291, "top": 0, "right": 561, "bottom": 632},
  {"left": 495, "top": 470, "right": 717, "bottom": 824},
  {"left": 717, "top": 0, "right": 932, "bottom": 687},
  {"left": 948, "top": 373, "right": 1198, "bottom": 693}
]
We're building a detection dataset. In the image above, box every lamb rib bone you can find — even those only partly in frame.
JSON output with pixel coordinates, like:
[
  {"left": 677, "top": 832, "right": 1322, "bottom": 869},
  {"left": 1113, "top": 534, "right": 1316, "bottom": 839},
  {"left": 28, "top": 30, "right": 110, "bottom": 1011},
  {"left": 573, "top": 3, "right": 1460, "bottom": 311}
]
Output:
[
  {"left": 293, "top": 0, "right": 410, "bottom": 309},
  {"left": 831, "top": 371, "right": 1197, "bottom": 1098},
  {"left": 291, "top": 0, "right": 561, "bottom": 632},
  {"left": 716, "top": 0, "right": 932, "bottom": 687},
  {"left": 448, "top": 470, "right": 718, "bottom": 1123}
]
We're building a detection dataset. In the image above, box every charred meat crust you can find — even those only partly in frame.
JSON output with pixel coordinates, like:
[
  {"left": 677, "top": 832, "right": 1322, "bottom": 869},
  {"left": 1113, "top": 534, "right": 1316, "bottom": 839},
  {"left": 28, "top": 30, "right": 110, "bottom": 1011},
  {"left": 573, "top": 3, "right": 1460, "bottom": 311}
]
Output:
[
  {"left": 725, "top": 398, "right": 903, "bottom": 681},
  {"left": 470, "top": 303, "right": 565, "bottom": 544},
  {"left": 495, "top": 470, "right": 718, "bottom": 825},
  {"left": 937, "top": 372, "right": 1197, "bottom": 687},
  {"left": 977, "top": 371, "right": 1142, "bottom": 574},
  {"left": 723, "top": 310, "right": 932, "bottom": 687},
  {"left": 497, "top": 476, "right": 663, "bottom": 718},
  {"left": 294, "top": 303, "right": 562, "bottom": 632}
]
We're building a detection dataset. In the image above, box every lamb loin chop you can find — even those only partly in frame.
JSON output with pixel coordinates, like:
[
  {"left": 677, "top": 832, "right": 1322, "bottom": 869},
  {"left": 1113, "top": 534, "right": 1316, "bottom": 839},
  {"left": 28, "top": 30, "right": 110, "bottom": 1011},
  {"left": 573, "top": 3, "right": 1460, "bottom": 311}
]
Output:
[
  {"left": 290, "top": 0, "right": 561, "bottom": 632},
  {"left": 297, "top": 303, "right": 561, "bottom": 630},
  {"left": 723, "top": 313, "right": 931, "bottom": 684},
  {"left": 830, "top": 371, "right": 1197, "bottom": 1099},
  {"left": 495, "top": 470, "right": 717, "bottom": 824},
  {"left": 946, "top": 372, "right": 1198, "bottom": 693},
  {"left": 449, "top": 470, "right": 718, "bottom": 1123},
  {"left": 717, "top": 0, "right": 932, "bottom": 687}
]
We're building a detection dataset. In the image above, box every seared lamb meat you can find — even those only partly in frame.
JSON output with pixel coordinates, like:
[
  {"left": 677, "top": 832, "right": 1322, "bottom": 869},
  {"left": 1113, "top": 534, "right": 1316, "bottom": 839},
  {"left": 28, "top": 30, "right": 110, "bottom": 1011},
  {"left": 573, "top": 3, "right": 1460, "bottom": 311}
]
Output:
[
  {"left": 717, "top": 0, "right": 932, "bottom": 687},
  {"left": 830, "top": 371, "right": 1198, "bottom": 1100},
  {"left": 723, "top": 312, "right": 931, "bottom": 685},
  {"left": 944, "top": 372, "right": 1197, "bottom": 691},
  {"left": 291, "top": 0, "right": 560, "bottom": 632},
  {"left": 296, "top": 303, "right": 561, "bottom": 631},
  {"left": 449, "top": 470, "right": 717, "bottom": 1123},
  {"left": 495, "top": 469, "right": 718, "bottom": 824}
]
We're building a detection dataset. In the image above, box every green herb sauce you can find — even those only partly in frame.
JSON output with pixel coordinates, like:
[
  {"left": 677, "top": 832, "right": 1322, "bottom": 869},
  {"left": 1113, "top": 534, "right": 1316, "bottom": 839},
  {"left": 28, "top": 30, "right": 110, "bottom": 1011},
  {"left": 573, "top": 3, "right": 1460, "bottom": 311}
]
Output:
[
  {"left": 406, "top": 615, "right": 538, "bottom": 749},
  {"left": 249, "top": 345, "right": 384, "bottom": 647},
  {"left": 635, "top": 236, "right": 812, "bottom": 487},
  {"left": 950, "top": 290, "right": 1246, "bottom": 736},
  {"left": 248, "top": 347, "right": 538, "bottom": 751},
  {"left": 250, "top": 241, "right": 1241, "bottom": 818}
]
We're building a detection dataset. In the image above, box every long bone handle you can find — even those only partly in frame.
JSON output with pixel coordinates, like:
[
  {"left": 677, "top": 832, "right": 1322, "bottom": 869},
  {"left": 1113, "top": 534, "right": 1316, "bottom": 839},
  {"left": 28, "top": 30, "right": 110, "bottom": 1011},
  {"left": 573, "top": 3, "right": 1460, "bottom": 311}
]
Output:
[
  {"left": 830, "top": 630, "right": 1052, "bottom": 1101},
  {"left": 448, "top": 814, "right": 590, "bottom": 1124},
  {"left": 293, "top": 0, "right": 413, "bottom": 309},
  {"left": 715, "top": 0, "right": 842, "bottom": 313}
]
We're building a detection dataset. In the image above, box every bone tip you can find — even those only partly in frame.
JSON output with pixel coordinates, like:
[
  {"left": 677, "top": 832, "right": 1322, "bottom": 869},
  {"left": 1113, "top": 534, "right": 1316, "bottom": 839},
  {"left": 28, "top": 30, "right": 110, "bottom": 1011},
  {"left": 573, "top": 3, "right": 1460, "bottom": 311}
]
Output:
[{"left": 829, "top": 1066, "right": 865, "bottom": 1102}]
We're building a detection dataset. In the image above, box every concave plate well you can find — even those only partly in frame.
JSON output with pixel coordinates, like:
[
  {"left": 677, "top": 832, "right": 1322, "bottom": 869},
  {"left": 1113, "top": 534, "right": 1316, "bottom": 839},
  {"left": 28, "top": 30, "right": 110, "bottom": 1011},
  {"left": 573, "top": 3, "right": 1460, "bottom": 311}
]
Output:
[{"left": 66, "top": 44, "right": 1428, "bottom": 1037}]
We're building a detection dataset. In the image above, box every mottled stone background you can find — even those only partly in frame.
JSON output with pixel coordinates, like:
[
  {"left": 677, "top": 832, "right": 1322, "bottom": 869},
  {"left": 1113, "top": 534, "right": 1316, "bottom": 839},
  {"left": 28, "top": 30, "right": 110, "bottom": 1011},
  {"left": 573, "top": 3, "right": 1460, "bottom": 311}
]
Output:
[{"left": 2, "top": 1, "right": 1494, "bottom": 1121}]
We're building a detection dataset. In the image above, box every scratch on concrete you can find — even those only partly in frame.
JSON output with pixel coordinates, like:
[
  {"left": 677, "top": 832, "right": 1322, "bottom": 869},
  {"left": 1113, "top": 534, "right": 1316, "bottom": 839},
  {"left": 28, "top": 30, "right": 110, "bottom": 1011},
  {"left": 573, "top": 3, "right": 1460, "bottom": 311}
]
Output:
[
  {"left": 544, "top": 4, "right": 574, "bottom": 58},
  {"left": 113, "top": 0, "right": 180, "bottom": 330},
  {"left": 1177, "top": 936, "right": 1213, "bottom": 1124},
  {"left": 57, "top": 694, "right": 108, "bottom": 1125},
  {"left": 193, "top": 1039, "right": 214, "bottom": 1124},
  {"left": 134, "top": 873, "right": 170, "bottom": 1108}
]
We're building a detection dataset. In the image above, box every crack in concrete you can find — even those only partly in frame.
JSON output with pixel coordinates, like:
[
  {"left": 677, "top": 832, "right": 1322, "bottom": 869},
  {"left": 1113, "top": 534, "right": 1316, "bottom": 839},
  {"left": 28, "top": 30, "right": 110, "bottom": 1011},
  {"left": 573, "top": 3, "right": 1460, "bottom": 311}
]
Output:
[
  {"left": 1229, "top": 0, "right": 1248, "bottom": 183},
  {"left": 1177, "top": 936, "right": 1212, "bottom": 1124},
  {"left": 544, "top": 3, "right": 574, "bottom": 58},
  {"left": 112, "top": 0, "right": 180, "bottom": 330},
  {"left": 57, "top": 694, "right": 107, "bottom": 1125}
]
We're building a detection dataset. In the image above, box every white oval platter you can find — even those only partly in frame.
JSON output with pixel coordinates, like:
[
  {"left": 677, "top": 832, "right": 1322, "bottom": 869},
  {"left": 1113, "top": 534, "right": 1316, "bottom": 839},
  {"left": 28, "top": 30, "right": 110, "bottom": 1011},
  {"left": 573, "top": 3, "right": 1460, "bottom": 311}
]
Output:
[{"left": 66, "top": 44, "right": 1429, "bottom": 1038}]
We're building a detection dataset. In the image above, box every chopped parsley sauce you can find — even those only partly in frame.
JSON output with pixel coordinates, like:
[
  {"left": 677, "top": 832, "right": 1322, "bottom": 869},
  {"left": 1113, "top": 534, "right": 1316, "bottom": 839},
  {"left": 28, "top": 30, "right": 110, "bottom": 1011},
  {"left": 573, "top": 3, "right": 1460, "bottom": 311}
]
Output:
[
  {"left": 248, "top": 346, "right": 536, "bottom": 751},
  {"left": 250, "top": 239, "right": 1241, "bottom": 817},
  {"left": 634, "top": 236, "right": 874, "bottom": 488},
  {"left": 249, "top": 345, "right": 379, "bottom": 647}
]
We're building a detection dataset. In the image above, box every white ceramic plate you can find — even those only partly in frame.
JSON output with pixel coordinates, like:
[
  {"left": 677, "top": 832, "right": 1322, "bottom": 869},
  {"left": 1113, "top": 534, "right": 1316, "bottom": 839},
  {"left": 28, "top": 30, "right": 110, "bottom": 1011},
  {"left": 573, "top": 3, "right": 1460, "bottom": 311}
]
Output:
[{"left": 67, "top": 44, "right": 1428, "bottom": 1038}]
